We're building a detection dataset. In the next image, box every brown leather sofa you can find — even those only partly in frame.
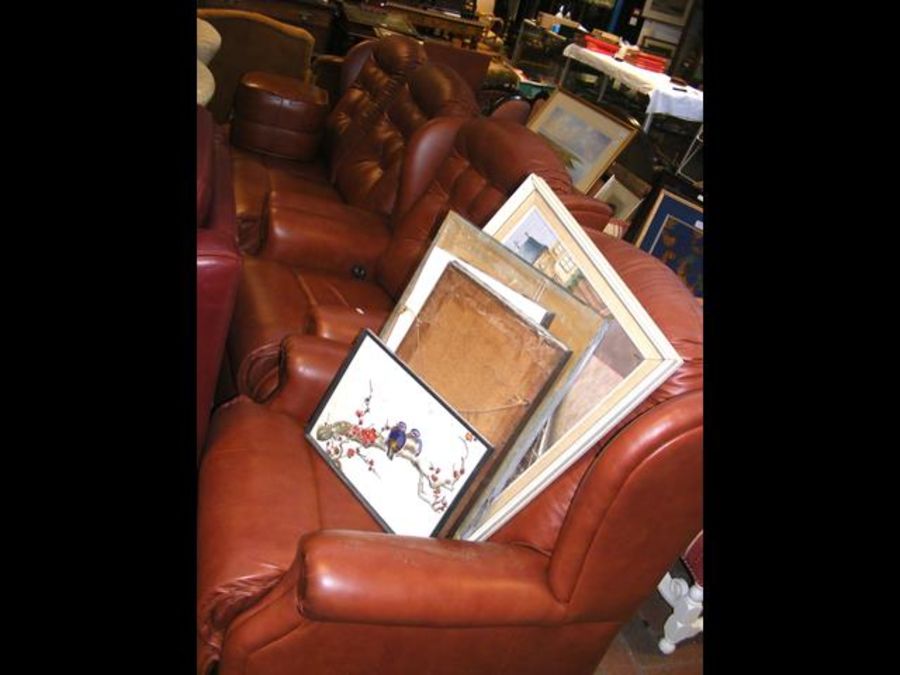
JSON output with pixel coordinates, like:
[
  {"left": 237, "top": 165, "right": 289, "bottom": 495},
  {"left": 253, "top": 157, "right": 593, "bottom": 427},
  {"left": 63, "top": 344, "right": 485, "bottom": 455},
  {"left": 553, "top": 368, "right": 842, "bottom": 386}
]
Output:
[
  {"left": 227, "top": 115, "right": 615, "bottom": 400},
  {"left": 197, "top": 228, "right": 703, "bottom": 675},
  {"left": 197, "top": 105, "right": 241, "bottom": 457}
]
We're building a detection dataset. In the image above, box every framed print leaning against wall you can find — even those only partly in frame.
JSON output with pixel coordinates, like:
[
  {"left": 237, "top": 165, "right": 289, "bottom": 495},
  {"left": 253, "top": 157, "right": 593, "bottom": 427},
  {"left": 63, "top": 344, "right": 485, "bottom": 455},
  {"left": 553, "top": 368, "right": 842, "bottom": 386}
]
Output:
[
  {"left": 634, "top": 189, "right": 703, "bottom": 297},
  {"left": 453, "top": 174, "right": 683, "bottom": 541},
  {"left": 527, "top": 90, "right": 637, "bottom": 194}
]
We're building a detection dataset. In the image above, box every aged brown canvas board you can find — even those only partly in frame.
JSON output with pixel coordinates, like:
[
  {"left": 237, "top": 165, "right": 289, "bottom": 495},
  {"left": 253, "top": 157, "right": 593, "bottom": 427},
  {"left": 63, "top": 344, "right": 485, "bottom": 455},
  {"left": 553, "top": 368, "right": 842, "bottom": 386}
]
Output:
[{"left": 396, "top": 262, "right": 570, "bottom": 452}]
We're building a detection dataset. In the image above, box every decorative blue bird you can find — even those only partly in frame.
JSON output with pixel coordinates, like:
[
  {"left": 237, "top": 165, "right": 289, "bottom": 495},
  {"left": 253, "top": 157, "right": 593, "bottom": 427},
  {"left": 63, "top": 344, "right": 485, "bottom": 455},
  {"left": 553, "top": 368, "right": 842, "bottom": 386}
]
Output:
[
  {"left": 386, "top": 421, "right": 407, "bottom": 460},
  {"left": 403, "top": 428, "right": 422, "bottom": 457}
]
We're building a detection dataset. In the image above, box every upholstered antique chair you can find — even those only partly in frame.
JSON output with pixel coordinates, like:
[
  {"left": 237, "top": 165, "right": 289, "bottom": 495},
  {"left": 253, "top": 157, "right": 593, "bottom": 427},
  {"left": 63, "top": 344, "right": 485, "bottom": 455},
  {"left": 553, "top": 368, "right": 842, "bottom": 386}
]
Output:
[
  {"left": 226, "top": 116, "right": 614, "bottom": 400},
  {"left": 197, "top": 9, "right": 316, "bottom": 124},
  {"left": 197, "top": 227, "right": 703, "bottom": 675},
  {"left": 197, "top": 105, "right": 240, "bottom": 457}
]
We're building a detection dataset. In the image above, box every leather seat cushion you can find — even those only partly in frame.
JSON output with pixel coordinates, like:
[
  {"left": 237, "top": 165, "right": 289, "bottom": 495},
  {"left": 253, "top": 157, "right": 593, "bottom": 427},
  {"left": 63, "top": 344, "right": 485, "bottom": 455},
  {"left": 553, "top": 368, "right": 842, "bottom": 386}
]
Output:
[
  {"left": 231, "top": 146, "right": 339, "bottom": 252},
  {"left": 198, "top": 397, "right": 380, "bottom": 666},
  {"left": 298, "top": 270, "right": 395, "bottom": 312},
  {"left": 261, "top": 191, "right": 391, "bottom": 271},
  {"left": 229, "top": 257, "right": 395, "bottom": 398}
]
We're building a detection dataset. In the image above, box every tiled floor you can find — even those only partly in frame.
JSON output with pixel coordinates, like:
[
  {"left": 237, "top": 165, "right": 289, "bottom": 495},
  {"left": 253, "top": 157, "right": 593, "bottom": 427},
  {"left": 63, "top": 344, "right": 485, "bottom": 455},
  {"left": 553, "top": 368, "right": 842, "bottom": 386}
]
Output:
[{"left": 594, "top": 560, "right": 702, "bottom": 675}]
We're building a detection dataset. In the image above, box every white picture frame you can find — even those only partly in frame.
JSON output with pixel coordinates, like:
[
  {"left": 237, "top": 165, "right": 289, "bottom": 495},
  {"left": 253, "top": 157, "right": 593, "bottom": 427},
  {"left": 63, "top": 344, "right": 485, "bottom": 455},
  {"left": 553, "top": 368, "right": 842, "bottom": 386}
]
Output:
[
  {"left": 455, "top": 173, "right": 683, "bottom": 541},
  {"left": 595, "top": 175, "right": 644, "bottom": 223}
]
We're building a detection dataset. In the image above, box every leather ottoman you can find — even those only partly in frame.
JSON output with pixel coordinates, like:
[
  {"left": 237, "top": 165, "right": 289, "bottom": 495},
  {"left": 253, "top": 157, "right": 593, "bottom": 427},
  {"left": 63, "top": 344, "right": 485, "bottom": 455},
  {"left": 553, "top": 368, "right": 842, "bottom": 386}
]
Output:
[{"left": 231, "top": 71, "right": 329, "bottom": 161}]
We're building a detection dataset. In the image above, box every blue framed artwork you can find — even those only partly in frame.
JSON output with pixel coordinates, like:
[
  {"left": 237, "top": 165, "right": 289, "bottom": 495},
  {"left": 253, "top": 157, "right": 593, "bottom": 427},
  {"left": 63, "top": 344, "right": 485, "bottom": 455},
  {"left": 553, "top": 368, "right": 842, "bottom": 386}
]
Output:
[{"left": 634, "top": 189, "right": 703, "bottom": 297}]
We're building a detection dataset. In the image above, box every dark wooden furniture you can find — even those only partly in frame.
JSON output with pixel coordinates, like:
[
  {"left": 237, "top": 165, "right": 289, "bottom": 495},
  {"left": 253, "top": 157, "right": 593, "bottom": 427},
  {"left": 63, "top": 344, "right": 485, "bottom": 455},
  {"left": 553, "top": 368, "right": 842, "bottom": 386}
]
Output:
[
  {"left": 385, "top": 2, "right": 484, "bottom": 47},
  {"left": 198, "top": 0, "right": 336, "bottom": 53}
]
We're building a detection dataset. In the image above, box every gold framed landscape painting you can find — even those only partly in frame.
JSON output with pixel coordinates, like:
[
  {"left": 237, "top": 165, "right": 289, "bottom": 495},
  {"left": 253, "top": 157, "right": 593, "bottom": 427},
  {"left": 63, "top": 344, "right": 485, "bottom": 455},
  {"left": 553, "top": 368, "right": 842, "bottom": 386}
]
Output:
[
  {"left": 458, "top": 173, "right": 683, "bottom": 541},
  {"left": 527, "top": 89, "right": 637, "bottom": 194}
]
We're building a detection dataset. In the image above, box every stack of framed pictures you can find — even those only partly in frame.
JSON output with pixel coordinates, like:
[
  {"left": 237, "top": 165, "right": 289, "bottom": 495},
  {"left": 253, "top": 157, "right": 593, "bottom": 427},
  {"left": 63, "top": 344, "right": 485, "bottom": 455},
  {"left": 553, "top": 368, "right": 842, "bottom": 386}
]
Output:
[
  {"left": 306, "top": 174, "right": 684, "bottom": 541},
  {"left": 380, "top": 211, "right": 607, "bottom": 537}
]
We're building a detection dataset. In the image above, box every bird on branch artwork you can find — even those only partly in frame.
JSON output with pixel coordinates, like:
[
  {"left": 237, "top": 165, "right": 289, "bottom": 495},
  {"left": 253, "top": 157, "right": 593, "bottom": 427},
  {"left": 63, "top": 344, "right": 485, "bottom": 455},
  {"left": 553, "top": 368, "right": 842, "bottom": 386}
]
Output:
[{"left": 314, "top": 381, "right": 474, "bottom": 513}]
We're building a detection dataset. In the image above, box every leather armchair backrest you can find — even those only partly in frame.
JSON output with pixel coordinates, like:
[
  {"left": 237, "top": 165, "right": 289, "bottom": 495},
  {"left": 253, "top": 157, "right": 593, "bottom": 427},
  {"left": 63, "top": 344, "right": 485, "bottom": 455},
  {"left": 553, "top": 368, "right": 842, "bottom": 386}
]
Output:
[
  {"left": 376, "top": 117, "right": 577, "bottom": 299},
  {"left": 326, "top": 36, "right": 426, "bottom": 164},
  {"left": 197, "top": 9, "right": 315, "bottom": 124},
  {"left": 338, "top": 39, "right": 377, "bottom": 97},
  {"left": 423, "top": 40, "right": 491, "bottom": 94},
  {"left": 330, "top": 60, "right": 478, "bottom": 218},
  {"left": 555, "top": 390, "right": 702, "bottom": 620}
]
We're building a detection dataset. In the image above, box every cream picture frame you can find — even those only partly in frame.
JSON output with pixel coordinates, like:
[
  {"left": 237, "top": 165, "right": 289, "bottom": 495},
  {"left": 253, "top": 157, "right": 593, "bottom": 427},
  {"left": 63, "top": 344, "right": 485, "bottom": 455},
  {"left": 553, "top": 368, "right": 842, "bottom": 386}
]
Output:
[{"left": 458, "top": 174, "right": 683, "bottom": 540}]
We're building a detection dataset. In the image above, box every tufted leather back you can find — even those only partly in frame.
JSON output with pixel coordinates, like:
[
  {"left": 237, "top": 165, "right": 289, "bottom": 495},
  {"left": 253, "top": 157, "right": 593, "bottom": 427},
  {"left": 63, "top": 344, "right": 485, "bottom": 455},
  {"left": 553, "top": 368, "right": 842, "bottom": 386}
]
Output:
[
  {"left": 375, "top": 117, "right": 591, "bottom": 299},
  {"left": 329, "top": 58, "right": 479, "bottom": 218},
  {"left": 326, "top": 36, "right": 426, "bottom": 172},
  {"left": 488, "top": 232, "right": 703, "bottom": 608}
]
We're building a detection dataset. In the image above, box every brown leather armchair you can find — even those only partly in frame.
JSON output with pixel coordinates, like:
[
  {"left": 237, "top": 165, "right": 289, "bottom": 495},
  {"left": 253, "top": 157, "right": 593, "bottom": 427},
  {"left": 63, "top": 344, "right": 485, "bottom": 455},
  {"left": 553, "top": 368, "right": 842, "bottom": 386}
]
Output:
[
  {"left": 229, "top": 36, "right": 432, "bottom": 251},
  {"left": 197, "top": 105, "right": 241, "bottom": 458},
  {"left": 197, "top": 229, "right": 702, "bottom": 675},
  {"left": 197, "top": 8, "right": 316, "bottom": 124}
]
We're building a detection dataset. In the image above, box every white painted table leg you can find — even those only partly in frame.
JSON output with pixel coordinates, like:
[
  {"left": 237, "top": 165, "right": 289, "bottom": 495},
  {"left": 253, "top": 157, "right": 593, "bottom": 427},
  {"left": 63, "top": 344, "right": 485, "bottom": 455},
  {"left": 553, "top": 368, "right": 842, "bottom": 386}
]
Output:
[{"left": 657, "top": 572, "right": 703, "bottom": 654}]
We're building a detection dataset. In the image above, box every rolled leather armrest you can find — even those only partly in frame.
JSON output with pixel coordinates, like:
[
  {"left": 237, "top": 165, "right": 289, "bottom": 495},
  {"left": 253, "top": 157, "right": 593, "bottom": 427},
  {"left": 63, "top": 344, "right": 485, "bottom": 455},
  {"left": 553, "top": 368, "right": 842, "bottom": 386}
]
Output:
[
  {"left": 310, "top": 306, "right": 389, "bottom": 343},
  {"left": 297, "top": 530, "right": 565, "bottom": 626},
  {"left": 259, "top": 192, "right": 392, "bottom": 274},
  {"left": 557, "top": 192, "right": 614, "bottom": 234},
  {"left": 265, "top": 334, "right": 351, "bottom": 419}
]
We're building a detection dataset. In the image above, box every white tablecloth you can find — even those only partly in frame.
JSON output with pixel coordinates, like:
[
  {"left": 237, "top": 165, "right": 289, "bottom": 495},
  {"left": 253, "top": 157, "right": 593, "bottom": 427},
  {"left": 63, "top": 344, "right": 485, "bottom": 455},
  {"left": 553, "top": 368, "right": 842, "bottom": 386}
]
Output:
[
  {"left": 198, "top": 59, "right": 215, "bottom": 107},
  {"left": 562, "top": 43, "right": 703, "bottom": 123},
  {"left": 197, "top": 18, "right": 222, "bottom": 65}
]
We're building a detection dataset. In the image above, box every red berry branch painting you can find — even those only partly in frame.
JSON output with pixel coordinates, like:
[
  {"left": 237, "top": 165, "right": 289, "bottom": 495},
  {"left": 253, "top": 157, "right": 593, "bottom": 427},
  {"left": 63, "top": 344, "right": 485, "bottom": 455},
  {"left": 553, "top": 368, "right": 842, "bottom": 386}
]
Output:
[
  {"left": 307, "top": 331, "right": 491, "bottom": 537},
  {"left": 315, "top": 381, "right": 474, "bottom": 513}
]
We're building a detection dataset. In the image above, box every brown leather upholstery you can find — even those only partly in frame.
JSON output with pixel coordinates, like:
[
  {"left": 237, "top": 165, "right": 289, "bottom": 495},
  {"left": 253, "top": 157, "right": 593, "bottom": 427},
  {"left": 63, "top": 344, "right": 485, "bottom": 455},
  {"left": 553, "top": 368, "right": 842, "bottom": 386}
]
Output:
[
  {"left": 227, "top": 117, "right": 614, "bottom": 400},
  {"left": 231, "top": 72, "right": 329, "bottom": 161},
  {"left": 197, "top": 105, "right": 240, "bottom": 458},
  {"left": 230, "top": 36, "right": 431, "bottom": 250},
  {"left": 197, "top": 9, "right": 315, "bottom": 124},
  {"left": 423, "top": 40, "right": 491, "bottom": 94},
  {"left": 489, "top": 95, "right": 533, "bottom": 124},
  {"left": 197, "top": 233, "right": 703, "bottom": 675}
]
